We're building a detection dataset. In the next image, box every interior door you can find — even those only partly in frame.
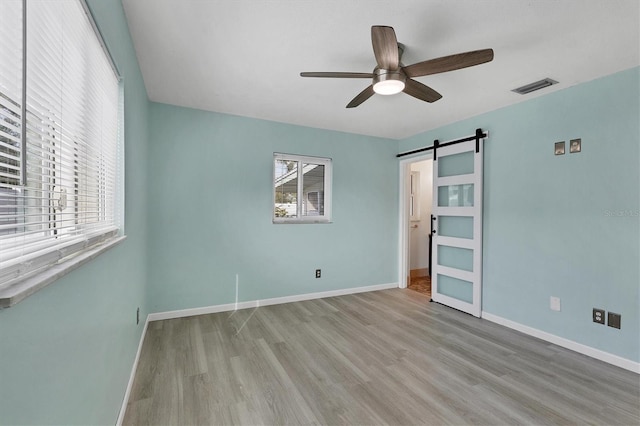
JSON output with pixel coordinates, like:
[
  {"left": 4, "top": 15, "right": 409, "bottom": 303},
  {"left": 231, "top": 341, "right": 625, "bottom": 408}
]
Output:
[{"left": 431, "top": 137, "right": 484, "bottom": 317}]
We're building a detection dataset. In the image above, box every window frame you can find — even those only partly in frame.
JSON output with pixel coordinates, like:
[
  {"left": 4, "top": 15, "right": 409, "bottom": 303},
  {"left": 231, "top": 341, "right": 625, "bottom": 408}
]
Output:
[{"left": 273, "top": 153, "right": 332, "bottom": 224}]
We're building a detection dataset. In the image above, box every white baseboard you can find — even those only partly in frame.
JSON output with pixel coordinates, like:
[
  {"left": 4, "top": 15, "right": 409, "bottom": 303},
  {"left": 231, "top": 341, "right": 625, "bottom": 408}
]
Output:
[
  {"left": 116, "top": 316, "right": 150, "bottom": 426},
  {"left": 482, "top": 311, "right": 640, "bottom": 374},
  {"left": 148, "top": 282, "right": 398, "bottom": 322}
]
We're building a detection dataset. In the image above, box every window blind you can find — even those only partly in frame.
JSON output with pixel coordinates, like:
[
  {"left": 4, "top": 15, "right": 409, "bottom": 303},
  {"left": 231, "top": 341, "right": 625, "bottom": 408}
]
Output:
[{"left": 0, "top": 0, "right": 120, "bottom": 289}]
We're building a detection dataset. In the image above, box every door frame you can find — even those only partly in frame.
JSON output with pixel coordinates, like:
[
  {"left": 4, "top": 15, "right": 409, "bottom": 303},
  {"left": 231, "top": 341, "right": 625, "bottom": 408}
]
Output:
[{"left": 397, "top": 152, "right": 433, "bottom": 289}]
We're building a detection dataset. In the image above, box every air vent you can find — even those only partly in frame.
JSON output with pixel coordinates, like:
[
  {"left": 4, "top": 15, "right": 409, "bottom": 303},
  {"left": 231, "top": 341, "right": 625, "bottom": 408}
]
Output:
[{"left": 512, "top": 78, "right": 558, "bottom": 95}]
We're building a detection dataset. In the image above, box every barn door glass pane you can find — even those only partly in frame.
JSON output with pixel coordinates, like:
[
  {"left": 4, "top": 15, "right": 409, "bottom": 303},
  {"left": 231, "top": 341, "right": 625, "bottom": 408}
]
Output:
[
  {"left": 437, "top": 274, "right": 473, "bottom": 303},
  {"left": 437, "top": 245, "right": 474, "bottom": 272},
  {"left": 437, "top": 151, "right": 474, "bottom": 177},
  {"left": 437, "top": 184, "right": 474, "bottom": 207},
  {"left": 437, "top": 215, "right": 473, "bottom": 239}
]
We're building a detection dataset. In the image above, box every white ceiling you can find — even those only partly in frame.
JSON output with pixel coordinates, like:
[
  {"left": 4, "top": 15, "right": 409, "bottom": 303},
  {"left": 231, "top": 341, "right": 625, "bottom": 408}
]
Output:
[{"left": 121, "top": 0, "right": 639, "bottom": 140}]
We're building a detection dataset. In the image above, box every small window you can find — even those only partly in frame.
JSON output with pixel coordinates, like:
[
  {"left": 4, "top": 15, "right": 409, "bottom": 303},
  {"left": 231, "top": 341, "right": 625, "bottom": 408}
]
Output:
[
  {"left": 409, "top": 171, "right": 420, "bottom": 221},
  {"left": 273, "top": 153, "right": 332, "bottom": 223}
]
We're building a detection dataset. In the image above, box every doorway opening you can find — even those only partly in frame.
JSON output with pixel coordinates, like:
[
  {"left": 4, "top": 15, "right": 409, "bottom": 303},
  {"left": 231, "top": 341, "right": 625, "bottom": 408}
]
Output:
[{"left": 399, "top": 154, "right": 433, "bottom": 297}]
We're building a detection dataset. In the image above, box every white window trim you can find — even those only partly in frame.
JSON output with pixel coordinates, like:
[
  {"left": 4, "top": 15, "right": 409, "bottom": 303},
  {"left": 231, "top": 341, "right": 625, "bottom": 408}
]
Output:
[{"left": 273, "top": 153, "right": 332, "bottom": 224}]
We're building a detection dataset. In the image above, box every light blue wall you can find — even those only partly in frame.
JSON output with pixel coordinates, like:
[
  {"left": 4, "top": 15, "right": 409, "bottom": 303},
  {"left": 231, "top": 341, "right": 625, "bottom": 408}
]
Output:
[
  {"left": 0, "top": 1, "right": 150, "bottom": 424},
  {"left": 400, "top": 67, "right": 640, "bottom": 363},
  {"left": 148, "top": 104, "right": 399, "bottom": 312}
]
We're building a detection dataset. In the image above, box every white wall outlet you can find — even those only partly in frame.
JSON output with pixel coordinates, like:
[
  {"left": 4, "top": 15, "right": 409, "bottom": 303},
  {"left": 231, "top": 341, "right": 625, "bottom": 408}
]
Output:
[{"left": 550, "top": 296, "right": 561, "bottom": 312}]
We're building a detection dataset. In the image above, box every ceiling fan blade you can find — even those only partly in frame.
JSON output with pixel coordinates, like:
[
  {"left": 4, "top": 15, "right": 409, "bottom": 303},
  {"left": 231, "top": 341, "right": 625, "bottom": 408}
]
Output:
[
  {"left": 300, "top": 72, "right": 374, "bottom": 78},
  {"left": 346, "top": 85, "right": 375, "bottom": 108},
  {"left": 371, "top": 26, "right": 399, "bottom": 70},
  {"left": 403, "top": 48, "right": 494, "bottom": 78},
  {"left": 403, "top": 79, "right": 442, "bottom": 103}
]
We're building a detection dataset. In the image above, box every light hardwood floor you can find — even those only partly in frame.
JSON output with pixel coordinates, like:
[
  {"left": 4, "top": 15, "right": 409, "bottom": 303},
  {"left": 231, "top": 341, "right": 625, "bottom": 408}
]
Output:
[{"left": 124, "top": 289, "right": 640, "bottom": 425}]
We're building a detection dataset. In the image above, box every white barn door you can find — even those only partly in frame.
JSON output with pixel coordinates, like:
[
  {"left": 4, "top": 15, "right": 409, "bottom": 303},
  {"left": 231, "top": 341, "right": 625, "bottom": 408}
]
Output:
[{"left": 431, "top": 136, "right": 484, "bottom": 317}]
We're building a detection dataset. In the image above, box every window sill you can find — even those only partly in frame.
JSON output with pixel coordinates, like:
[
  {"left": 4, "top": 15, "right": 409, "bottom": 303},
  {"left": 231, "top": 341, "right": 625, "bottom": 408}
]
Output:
[{"left": 0, "top": 235, "right": 126, "bottom": 309}]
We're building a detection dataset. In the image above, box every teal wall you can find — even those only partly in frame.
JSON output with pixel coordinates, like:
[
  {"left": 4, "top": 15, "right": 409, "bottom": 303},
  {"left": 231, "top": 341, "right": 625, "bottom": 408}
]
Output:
[
  {"left": 147, "top": 103, "right": 399, "bottom": 312},
  {"left": 400, "top": 67, "right": 640, "bottom": 363},
  {"left": 0, "top": 1, "right": 150, "bottom": 424}
]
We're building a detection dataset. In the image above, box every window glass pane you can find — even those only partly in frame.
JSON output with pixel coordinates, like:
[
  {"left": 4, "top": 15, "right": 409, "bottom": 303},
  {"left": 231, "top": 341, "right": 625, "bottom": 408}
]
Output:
[
  {"left": 437, "top": 184, "right": 474, "bottom": 207},
  {"left": 409, "top": 171, "right": 420, "bottom": 220},
  {"left": 438, "top": 151, "right": 474, "bottom": 177},
  {"left": 0, "top": 0, "right": 23, "bottom": 236},
  {"left": 302, "top": 163, "right": 324, "bottom": 217},
  {"left": 438, "top": 215, "right": 473, "bottom": 239},
  {"left": 274, "top": 159, "right": 297, "bottom": 218}
]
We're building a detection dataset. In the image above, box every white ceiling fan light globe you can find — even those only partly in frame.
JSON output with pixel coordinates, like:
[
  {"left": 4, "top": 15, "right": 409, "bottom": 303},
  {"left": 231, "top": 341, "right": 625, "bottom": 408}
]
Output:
[
  {"left": 372, "top": 69, "right": 406, "bottom": 95},
  {"left": 373, "top": 79, "right": 405, "bottom": 95}
]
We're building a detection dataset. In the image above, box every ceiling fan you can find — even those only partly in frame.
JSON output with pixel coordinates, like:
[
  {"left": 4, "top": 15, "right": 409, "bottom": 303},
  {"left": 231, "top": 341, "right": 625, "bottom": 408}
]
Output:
[{"left": 300, "top": 26, "right": 494, "bottom": 108}]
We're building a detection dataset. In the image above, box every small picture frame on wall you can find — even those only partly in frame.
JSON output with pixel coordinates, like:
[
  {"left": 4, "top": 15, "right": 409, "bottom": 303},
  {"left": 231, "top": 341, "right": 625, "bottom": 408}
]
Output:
[
  {"left": 570, "top": 138, "right": 581, "bottom": 153},
  {"left": 554, "top": 141, "right": 565, "bottom": 155}
]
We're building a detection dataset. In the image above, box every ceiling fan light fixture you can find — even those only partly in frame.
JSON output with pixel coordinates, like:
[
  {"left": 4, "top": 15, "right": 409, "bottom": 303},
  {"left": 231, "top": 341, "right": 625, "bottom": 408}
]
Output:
[
  {"left": 373, "top": 79, "right": 405, "bottom": 95},
  {"left": 300, "top": 26, "right": 494, "bottom": 107},
  {"left": 373, "top": 70, "right": 406, "bottom": 95}
]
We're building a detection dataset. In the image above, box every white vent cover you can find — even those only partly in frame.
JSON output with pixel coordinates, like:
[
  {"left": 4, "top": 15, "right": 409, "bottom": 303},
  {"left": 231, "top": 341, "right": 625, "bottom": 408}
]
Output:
[{"left": 512, "top": 78, "right": 558, "bottom": 95}]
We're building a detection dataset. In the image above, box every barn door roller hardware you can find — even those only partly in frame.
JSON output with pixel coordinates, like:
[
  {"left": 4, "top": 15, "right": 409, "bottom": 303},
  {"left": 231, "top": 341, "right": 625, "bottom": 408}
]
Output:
[{"left": 396, "top": 128, "right": 487, "bottom": 159}]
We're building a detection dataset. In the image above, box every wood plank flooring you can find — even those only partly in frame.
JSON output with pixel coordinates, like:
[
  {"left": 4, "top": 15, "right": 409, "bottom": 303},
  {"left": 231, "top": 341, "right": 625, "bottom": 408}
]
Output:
[{"left": 123, "top": 289, "right": 640, "bottom": 425}]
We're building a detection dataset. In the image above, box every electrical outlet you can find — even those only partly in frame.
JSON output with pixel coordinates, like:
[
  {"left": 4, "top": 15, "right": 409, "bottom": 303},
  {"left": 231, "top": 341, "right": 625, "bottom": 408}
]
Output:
[
  {"left": 608, "top": 312, "right": 621, "bottom": 329},
  {"left": 593, "top": 308, "right": 605, "bottom": 324},
  {"left": 315, "top": 269, "right": 321, "bottom": 278},
  {"left": 136, "top": 307, "right": 140, "bottom": 325},
  {"left": 550, "top": 296, "right": 561, "bottom": 312}
]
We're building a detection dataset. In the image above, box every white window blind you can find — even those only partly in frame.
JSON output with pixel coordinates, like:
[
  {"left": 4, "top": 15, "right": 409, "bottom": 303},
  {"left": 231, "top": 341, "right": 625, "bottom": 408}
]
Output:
[{"left": 0, "top": 0, "right": 120, "bottom": 291}]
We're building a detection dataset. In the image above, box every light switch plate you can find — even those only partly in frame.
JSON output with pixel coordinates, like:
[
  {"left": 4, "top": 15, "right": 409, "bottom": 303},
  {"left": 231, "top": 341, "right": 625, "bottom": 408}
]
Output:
[
  {"left": 550, "top": 296, "right": 561, "bottom": 311},
  {"left": 608, "top": 312, "right": 621, "bottom": 329}
]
